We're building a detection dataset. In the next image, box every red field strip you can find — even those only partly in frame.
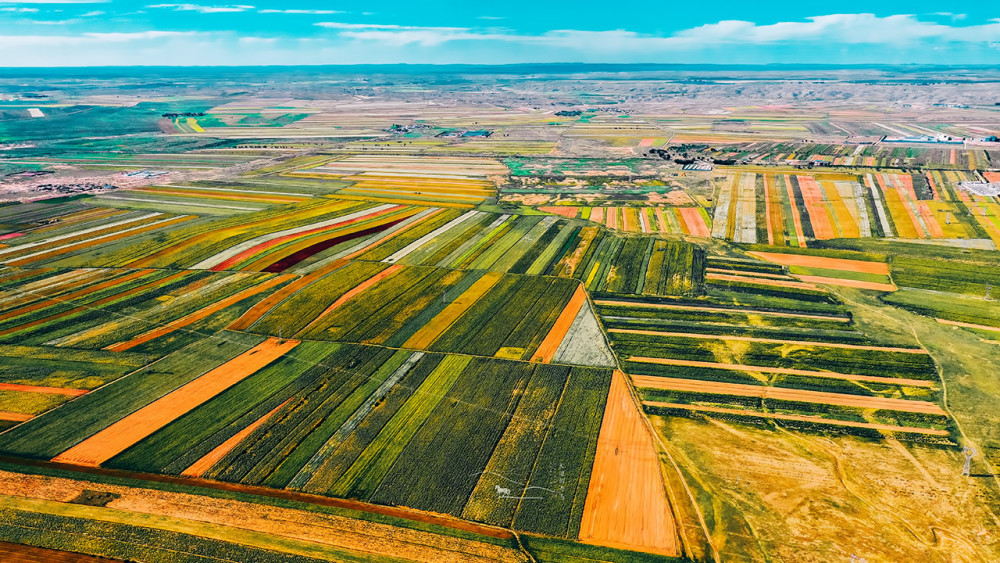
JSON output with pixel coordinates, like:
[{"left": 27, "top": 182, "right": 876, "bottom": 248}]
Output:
[
  {"left": 593, "top": 299, "right": 851, "bottom": 322},
  {"left": 54, "top": 338, "right": 299, "bottom": 467},
  {"left": 105, "top": 274, "right": 294, "bottom": 352},
  {"left": 643, "top": 402, "right": 950, "bottom": 436},
  {"left": 579, "top": 370, "right": 679, "bottom": 556},
  {"left": 532, "top": 285, "right": 588, "bottom": 363},
  {"left": 181, "top": 399, "right": 291, "bottom": 478},
  {"left": 296, "top": 264, "right": 403, "bottom": 337},
  {"left": 0, "top": 271, "right": 190, "bottom": 339},
  {"left": 210, "top": 205, "right": 406, "bottom": 271},
  {"left": 0, "top": 412, "right": 33, "bottom": 422},
  {"left": 792, "top": 275, "right": 896, "bottom": 292},
  {"left": 627, "top": 356, "right": 933, "bottom": 387},
  {"left": 608, "top": 328, "right": 926, "bottom": 353},
  {"left": 747, "top": 251, "right": 890, "bottom": 275},
  {"left": 0, "top": 383, "right": 88, "bottom": 396},
  {"left": 631, "top": 375, "right": 945, "bottom": 414},
  {"left": 678, "top": 207, "right": 710, "bottom": 237},
  {"left": 259, "top": 215, "right": 414, "bottom": 273}
]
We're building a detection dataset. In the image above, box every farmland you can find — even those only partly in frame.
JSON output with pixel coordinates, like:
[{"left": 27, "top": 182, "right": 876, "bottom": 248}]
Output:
[{"left": 1, "top": 66, "right": 999, "bottom": 562}]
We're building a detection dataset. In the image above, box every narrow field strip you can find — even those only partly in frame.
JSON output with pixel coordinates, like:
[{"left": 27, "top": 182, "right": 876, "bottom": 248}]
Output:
[
  {"left": 383, "top": 210, "right": 482, "bottom": 263},
  {"left": 643, "top": 402, "right": 950, "bottom": 436},
  {"left": 627, "top": 356, "right": 934, "bottom": 387},
  {"left": 792, "top": 275, "right": 896, "bottom": 292},
  {"left": 0, "top": 213, "right": 163, "bottom": 257},
  {"left": 0, "top": 383, "right": 89, "bottom": 397},
  {"left": 96, "top": 196, "right": 260, "bottom": 211},
  {"left": 0, "top": 269, "right": 153, "bottom": 323},
  {"left": 191, "top": 204, "right": 394, "bottom": 270},
  {"left": 630, "top": 375, "right": 946, "bottom": 414},
  {"left": 705, "top": 267, "right": 793, "bottom": 280},
  {"left": 936, "top": 318, "right": 1000, "bottom": 332},
  {"left": 579, "top": 370, "right": 678, "bottom": 556},
  {"left": 609, "top": 328, "right": 927, "bottom": 353},
  {"left": 706, "top": 272, "right": 821, "bottom": 291},
  {"left": 3, "top": 216, "right": 192, "bottom": 266},
  {"left": 296, "top": 264, "right": 402, "bottom": 336},
  {"left": 403, "top": 272, "right": 503, "bottom": 350},
  {"left": 105, "top": 274, "right": 294, "bottom": 352},
  {"left": 0, "top": 412, "right": 32, "bottom": 422},
  {"left": 594, "top": 299, "right": 851, "bottom": 322},
  {"left": 228, "top": 260, "right": 348, "bottom": 331},
  {"left": 532, "top": 285, "right": 588, "bottom": 363},
  {"left": 0, "top": 271, "right": 190, "bottom": 339},
  {"left": 53, "top": 338, "right": 299, "bottom": 467},
  {"left": 181, "top": 399, "right": 291, "bottom": 478}
]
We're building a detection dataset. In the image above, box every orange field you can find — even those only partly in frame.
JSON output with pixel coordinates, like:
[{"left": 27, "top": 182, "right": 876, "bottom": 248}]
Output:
[
  {"left": 0, "top": 412, "right": 33, "bottom": 422},
  {"left": 579, "top": 370, "right": 679, "bottom": 556},
  {"left": 532, "top": 285, "right": 587, "bottom": 363},
  {"left": 53, "top": 338, "right": 299, "bottom": 467},
  {"left": 105, "top": 274, "right": 294, "bottom": 352},
  {"left": 747, "top": 251, "right": 889, "bottom": 275},
  {"left": 181, "top": 399, "right": 290, "bottom": 478},
  {"left": 678, "top": 207, "right": 710, "bottom": 237}
]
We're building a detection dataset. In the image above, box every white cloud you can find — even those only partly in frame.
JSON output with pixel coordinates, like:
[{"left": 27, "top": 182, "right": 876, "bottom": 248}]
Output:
[
  {"left": 259, "top": 9, "right": 343, "bottom": 14},
  {"left": 323, "top": 14, "right": 1000, "bottom": 51},
  {"left": 0, "top": 7, "right": 40, "bottom": 12},
  {"left": 147, "top": 3, "right": 253, "bottom": 13},
  {"left": 316, "top": 21, "right": 467, "bottom": 31}
]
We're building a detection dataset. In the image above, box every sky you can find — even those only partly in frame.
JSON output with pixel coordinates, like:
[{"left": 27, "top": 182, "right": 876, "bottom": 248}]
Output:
[{"left": 0, "top": 1, "right": 998, "bottom": 66}]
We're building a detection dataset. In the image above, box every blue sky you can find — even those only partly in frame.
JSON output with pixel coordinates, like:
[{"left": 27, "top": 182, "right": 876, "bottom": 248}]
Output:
[{"left": 0, "top": 1, "right": 998, "bottom": 66}]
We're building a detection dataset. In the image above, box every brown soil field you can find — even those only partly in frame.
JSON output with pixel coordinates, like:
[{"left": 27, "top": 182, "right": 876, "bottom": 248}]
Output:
[
  {"left": 53, "top": 338, "right": 299, "bottom": 467},
  {"left": 644, "top": 401, "right": 950, "bottom": 436},
  {"left": 579, "top": 370, "right": 679, "bottom": 556},
  {"left": 181, "top": 400, "right": 290, "bottom": 478},
  {"left": 748, "top": 251, "right": 891, "bottom": 275},
  {"left": 105, "top": 274, "right": 294, "bottom": 352},
  {"left": 630, "top": 375, "right": 946, "bottom": 414},
  {"left": 627, "top": 357, "right": 934, "bottom": 388},
  {"left": 609, "top": 328, "right": 927, "bottom": 353},
  {"left": 0, "top": 540, "right": 124, "bottom": 563},
  {"left": 533, "top": 285, "right": 588, "bottom": 363},
  {"left": 593, "top": 299, "right": 851, "bottom": 322},
  {"left": 0, "top": 384, "right": 88, "bottom": 397},
  {"left": 793, "top": 275, "right": 896, "bottom": 292}
]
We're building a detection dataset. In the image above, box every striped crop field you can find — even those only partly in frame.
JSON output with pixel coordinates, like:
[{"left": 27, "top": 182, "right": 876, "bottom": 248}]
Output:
[
  {"left": 594, "top": 251, "right": 952, "bottom": 442},
  {"left": 538, "top": 205, "right": 712, "bottom": 237},
  {"left": 703, "top": 170, "right": 991, "bottom": 246}
]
